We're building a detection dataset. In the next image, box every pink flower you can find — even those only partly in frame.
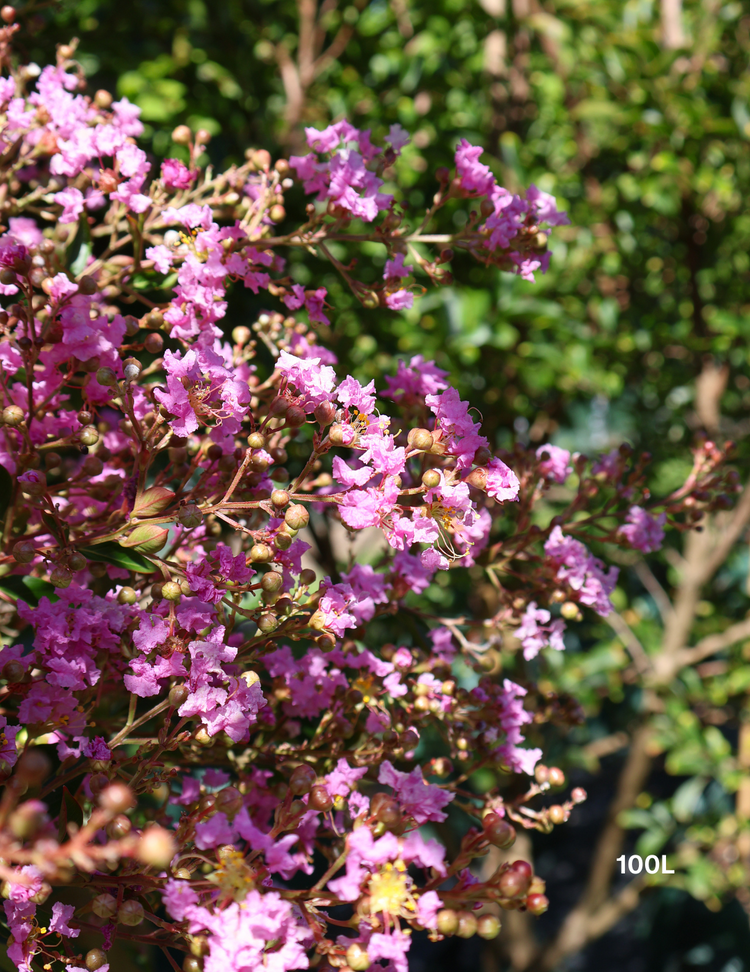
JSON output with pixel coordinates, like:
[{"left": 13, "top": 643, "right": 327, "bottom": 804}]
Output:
[
  {"left": 49, "top": 902, "right": 79, "bottom": 938},
  {"left": 161, "top": 158, "right": 193, "bottom": 190},
  {"left": 276, "top": 350, "right": 336, "bottom": 410},
  {"left": 53, "top": 187, "right": 85, "bottom": 224},
  {"left": 194, "top": 811, "right": 237, "bottom": 849},
  {"left": 618, "top": 506, "right": 666, "bottom": 553},
  {"left": 517, "top": 602, "right": 566, "bottom": 660},
  {"left": 536, "top": 443, "right": 572, "bottom": 483},
  {"left": 163, "top": 878, "right": 199, "bottom": 921},
  {"left": 385, "top": 289, "right": 413, "bottom": 310},
  {"left": 384, "top": 123, "right": 410, "bottom": 154},
  {"left": 544, "top": 525, "right": 618, "bottom": 617},
  {"left": 416, "top": 890, "right": 443, "bottom": 930},
  {"left": 384, "top": 355, "right": 449, "bottom": 404},
  {"left": 486, "top": 457, "right": 520, "bottom": 501},
  {"left": 146, "top": 244, "right": 174, "bottom": 274},
  {"left": 378, "top": 760, "right": 454, "bottom": 824},
  {"left": 455, "top": 138, "right": 495, "bottom": 196},
  {"left": 384, "top": 253, "right": 412, "bottom": 280}
]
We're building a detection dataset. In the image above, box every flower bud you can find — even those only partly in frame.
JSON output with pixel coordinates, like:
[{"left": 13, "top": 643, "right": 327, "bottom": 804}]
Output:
[
  {"left": 161, "top": 581, "right": 182, "bottom": 602},
  {"left": 172, "top": 124, "right": 192, "bottom": 145},
  {"left": 92, "top": 893, "right": 117, "bottom": 919},
  {"left": 183, "top": 957, "right": 203, "bottom": 972},
  {"left": 271, "top": 489, "right": 289, "bottom": 507},
  {"left": 526, "top": 893, "right": 549, "bottom": 916},
  {"left": 407, "top": 428, "right": 434, "bottom": 451},
  {"left": 498, "top": 861, "right": 532, "bottom": 898},
  {"left": 477, "top": 915, "right": 501, "bottom": 939},
  {"left": 106, "top": 814, "right": 132, "bottom": 839},
  {"left": 561, "top": 602, "right": 581, "bottom": 620},
  {"left": 137, "top": 825, "right": 176, "bottom": 868},
  {"left": 2, "top": 660, "right": 24, "bottom": 683},
  {"left": 78, "top": 276, "right": 98, "bottom": 296},
  {"left": 482, "top": 812, "right": 516, "bottom": 849},
  {"left": 50, "top": 566, "right": 72, "bottom": 589},
  {"left": 285, "top": 405, "right": 307, "bottom": 428},
  {"left": 299, "top": 568, "right": 316, "bottom": 586},
  {"left": 261, "top": 571, "right": 283, "bottom": 594},
  {"left": 421, "top": 469, "right": 441, "bottom": 488},
  {"left": 15, "top": 748, "right": 51, "bottom": 785},
  {"left": 548, "top": 766, "right": 565, "bottom": 788},
  {"left": 436, "top": 908, "right": 458, "bottom": 936},
  {"left": 9, "top": 800, "right": 48, "bottom": 840},
  {"left": 85, "top": 949, "right": 108, "bottom": 971},
  {"left": 314, "top": 401, "right": 337, "bottom": 428},
  {"left": 465, "top": 466, "right": 488, "bottom": 490},
  {"left": 179, "top": 505, "right": 203, "bottom": 528},
  {"left": 346, "top": 944, "right": 371, "bottom": 971},
  {"left": 144, "top": 332, "right": 164, "bottom": 354},
  {"left": 100, "top": 783, "right": 136, "bottom": 813},
  {"left": 247, "top": 431, "right": 266, "bottom": 450},
  {"left": 215, "top": 786, "right": 243, "bottom": 817},
  {"left": 118, "top": 900, "right": 144, "bottom": 926},
  {"left": 250, "top": 543, "right": 274, "bottom": 563},
  {"left": 309, "top": 784, "right": 333, "bottom": 812},
  {"left": 2, "top": 405, "right": 24, "bottom": 426},
  {"left": 548, "top": 805, "right": 566, "bottom": 825},
  {"left": 535, "top": 764, "right": 549, "bottom": 784},
  {"left": 168, "top": 684, "right": 189, "bottom": 708},
  {"left": 456, "top": 911, "right": 478, "bottom": 938},
  {"left": 12, "top": 541, "right": 35, "bottom": 563},
  {"left": 1, "top": 7, "right": 16, "bottom": 24},
  {"left": 257, "top": 613, "right": 279, "bottom": 633},
  {"left": 289, "top": 764, "right": 316, "bottom": 796},
  {"left": 118, "top": 587, "right": 138, "bottom": 605},
  {"left": 68, "top": 551, "right": 87, "bottom": 572},
  {"left": 96, "top": 367, "right": 118, "bottom": 387},
  {"left": 571, "top": 787, "right": 587, "bottom": 804},
  {"left": 285, "top": 504, "right": 309, "bottom": 530}
]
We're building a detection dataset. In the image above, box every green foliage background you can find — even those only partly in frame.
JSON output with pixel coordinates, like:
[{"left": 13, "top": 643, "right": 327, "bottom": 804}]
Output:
[{"left": 16, "top": 0, "right": 750, "bottom": 969}]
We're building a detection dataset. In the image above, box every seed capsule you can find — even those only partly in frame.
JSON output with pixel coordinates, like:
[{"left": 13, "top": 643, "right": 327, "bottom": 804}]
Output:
[
  {"left": 85, "top": 949, "right": 108, "bottom": 971},
  {"left": 92, "top": 893, "right": 117, "bottom": 919},
  {"left": 289, "top": 764, "right": 316, "bottom": 796},
  {"left": 118, "top": 900, "right": 145, "bottom": 926},
  {"left": 456, "top": 911, "right": 478, "bottom": 938},
  {"left": 477, "top": 914, "right": 501, "bottom": 939},
  {"left": 12, "top": 541, "right": 35, "bottom": 563},
  {"left": 2, "top": 405, "right": 24, "bottom": 426}
]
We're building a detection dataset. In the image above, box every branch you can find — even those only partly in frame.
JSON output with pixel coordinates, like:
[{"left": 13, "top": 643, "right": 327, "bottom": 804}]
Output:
[
  {"left": 633, "top": 559, "right": 674, "bottom": 625},
  {"left": 661, "top": 0, "right": 686, "bottom": 50},
  {"left": 677, "top": 616, "right": 750, "bottom": 668},
  {"left": 607, "top": 611, "right": 653, "bottom": 675}
]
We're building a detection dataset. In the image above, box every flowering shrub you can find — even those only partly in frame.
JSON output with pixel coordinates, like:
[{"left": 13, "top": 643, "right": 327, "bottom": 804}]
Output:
[{"left": 0, "top": 28, "right": 739, "bottom": 972}]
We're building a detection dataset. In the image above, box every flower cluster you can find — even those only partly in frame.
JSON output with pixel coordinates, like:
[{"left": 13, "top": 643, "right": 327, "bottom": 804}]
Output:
[{"left": 0, "top": 29, "right": 738, "bottom": 972}]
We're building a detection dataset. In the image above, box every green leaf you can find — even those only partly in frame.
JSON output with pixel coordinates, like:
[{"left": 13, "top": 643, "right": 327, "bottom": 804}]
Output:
[
  {"left": 67, "top": 213, "right": 93, "bottom": 277},
  {"left": 0, "top": 574, "right": 58, "bottom": 606},
  {"left": 78, "top": 540, "right": 156, "bottom": 573},
  {"left": 0, "top": 464, "right": 13, "bottom": 522},
  {"left": 672, "top": 776, "right": 708, "bottom": 823}
]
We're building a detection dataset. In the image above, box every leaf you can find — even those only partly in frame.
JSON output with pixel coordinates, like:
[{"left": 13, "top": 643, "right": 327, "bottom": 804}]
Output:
[
  {"left": 0, "top": 464, "right": 13, "bottom": 521},
  {"left": 132, "top": 486, "right": 175, "bottom": 518},
  {"left": 672, "top": 776, "right": 708, "bottom": 823},
  {"left": 67, "top": 213, "right": 93, "bottom": 277},
  {"left": 78, "top": 540, "right": 156, "bottom": 573},
  {"left": 119, "top": 524, "right": 169, "bottom": 555},
  {"left": 0, "top": 574, "right": 58, "bottom": 606},
  {"left": 57, "top": 786, "right": 84, "bottom": 844}
]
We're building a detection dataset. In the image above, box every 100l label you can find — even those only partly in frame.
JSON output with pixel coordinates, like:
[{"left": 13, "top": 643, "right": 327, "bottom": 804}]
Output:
[{"left": 616, "top": 854, "right": 674, "bottom": 874}]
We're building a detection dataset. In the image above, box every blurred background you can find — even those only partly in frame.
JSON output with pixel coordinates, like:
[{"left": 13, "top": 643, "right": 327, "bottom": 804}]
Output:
[{"left": 12, "top": 1, "right": 750, "bottom": 970}]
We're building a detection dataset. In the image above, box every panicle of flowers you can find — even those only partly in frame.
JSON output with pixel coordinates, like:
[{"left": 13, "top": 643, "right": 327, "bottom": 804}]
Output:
[{"left": 0, "top": 28, "right": 740, "bottom": 972}]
